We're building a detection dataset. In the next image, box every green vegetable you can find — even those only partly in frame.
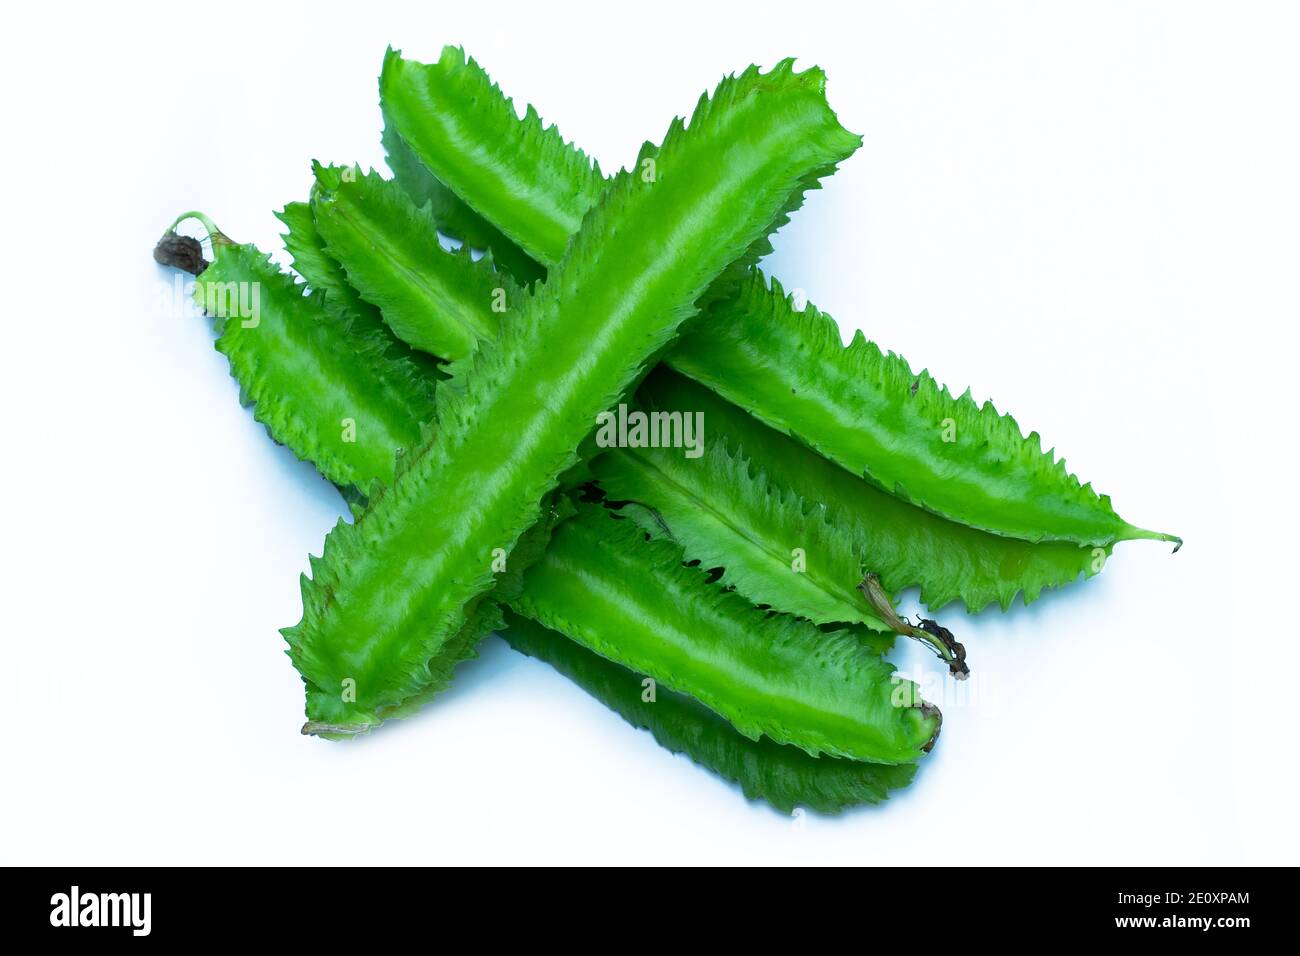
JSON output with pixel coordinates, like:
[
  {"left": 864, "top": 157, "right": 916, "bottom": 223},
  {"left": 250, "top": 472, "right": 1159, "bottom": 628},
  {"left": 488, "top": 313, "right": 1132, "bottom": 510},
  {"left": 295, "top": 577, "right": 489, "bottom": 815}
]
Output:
[
  {"left": 640, "top": 369, "right": 1110, "bottom": 612},
  {"left": 381, "top": 103, "right": 545, "bottom": 286},
  {"left": 592, "top": 422, "right": 885, "bottom": 629},
  {"left": 310, "top": 162, "right": 515, "bottom": 361},
  {"left": 672, "top": 274, "right": 1181, "bottom": 546},
  {"left": 591, "top": 428, "right": 969, "bottom": 674},
  {"left": 513, "top": 503, "right": 939, "bottom": 763},
  {"left": 382, "top": 45, "right": 1177, "bottom": 548},
  {"left": 380, "top": 46, "right": 603, "bottom": 269},
  {"left": 175, "top": 212, "right": 435, "bottom": 492},
  {"left": 278, "top": 201, "right": 383, "bottom": 337},
  {"left": 155, "top": 41, "right": 1184, "bottom": 808},
  {"left": 501, "top": 611, "right": 916, "bottom": 813},
  {"left": 277, "top": 199, "right": 446, "bottom": 386},
  {"left": 284, "top": 62, "right": 864, "bottom": 735}
]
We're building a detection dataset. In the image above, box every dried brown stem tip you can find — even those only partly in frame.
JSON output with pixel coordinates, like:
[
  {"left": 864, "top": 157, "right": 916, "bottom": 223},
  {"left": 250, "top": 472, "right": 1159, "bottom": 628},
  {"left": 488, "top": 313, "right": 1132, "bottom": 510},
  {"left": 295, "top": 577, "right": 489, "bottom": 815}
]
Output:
[
  {"left": 153, "top": 231, "right": 209, "bottom": 275},
  {"left": 860, "top": 573, "right": 969, "bottom": 679},
  {"left": 920, "top": 702, "right": 943, "bottom": 753}
]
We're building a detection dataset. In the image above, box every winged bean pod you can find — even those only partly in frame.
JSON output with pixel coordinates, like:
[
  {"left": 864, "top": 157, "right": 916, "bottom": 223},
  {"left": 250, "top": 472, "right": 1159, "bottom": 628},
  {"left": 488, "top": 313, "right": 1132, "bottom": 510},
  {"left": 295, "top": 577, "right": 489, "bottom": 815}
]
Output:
[
  {"left": 168, "top": 212, "right": 435, "bottom": 491},
  {"left": 641, "top": 369, "right": 1111, "bottom": 613},
  {"left": 500, "top": 610, "right": 918, "bottom": 813},
  {"left": 512, "top": 503, "right": 939, "bottom": 763}
]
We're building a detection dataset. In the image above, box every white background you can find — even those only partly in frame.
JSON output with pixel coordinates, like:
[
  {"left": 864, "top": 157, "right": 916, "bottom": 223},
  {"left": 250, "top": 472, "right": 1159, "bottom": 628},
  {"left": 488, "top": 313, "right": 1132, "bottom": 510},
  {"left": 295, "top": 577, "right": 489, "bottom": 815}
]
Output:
[{"left": 1, "top": 1, "right": 1296, "bottom": 865}]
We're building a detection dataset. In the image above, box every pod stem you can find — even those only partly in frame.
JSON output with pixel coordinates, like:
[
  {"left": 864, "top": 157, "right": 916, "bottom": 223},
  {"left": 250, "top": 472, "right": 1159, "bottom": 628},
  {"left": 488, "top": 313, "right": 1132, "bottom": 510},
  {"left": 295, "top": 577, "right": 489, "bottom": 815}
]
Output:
[
  {"left": 860, "top": 573, "right": 969, "bottom": 679},
  {"left": 152, "top": 211, "right": 232, "bottom": 275}
]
